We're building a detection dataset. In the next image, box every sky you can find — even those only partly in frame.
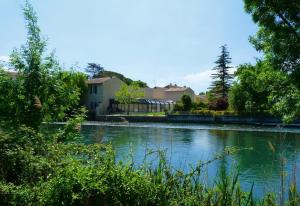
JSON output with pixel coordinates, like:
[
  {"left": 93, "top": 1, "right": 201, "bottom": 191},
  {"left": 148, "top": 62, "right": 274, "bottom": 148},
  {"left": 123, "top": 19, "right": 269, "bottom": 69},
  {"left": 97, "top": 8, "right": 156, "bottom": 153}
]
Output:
[{"left": 0, "top": 0, "right": 261, "bottom": 93}]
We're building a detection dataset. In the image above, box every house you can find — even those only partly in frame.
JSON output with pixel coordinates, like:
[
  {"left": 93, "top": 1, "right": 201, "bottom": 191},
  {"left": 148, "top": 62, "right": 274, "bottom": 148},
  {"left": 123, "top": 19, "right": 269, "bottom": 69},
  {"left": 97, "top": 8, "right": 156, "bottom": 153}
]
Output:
[
  {"left": 86, "top": 76, "right": 124, "bottom": 115},
  {"left": 143, "top": 84, "right": 195, "bottom": 103},
  {"left": 86, "top": 78, "right": 195, "bottom": 115}
]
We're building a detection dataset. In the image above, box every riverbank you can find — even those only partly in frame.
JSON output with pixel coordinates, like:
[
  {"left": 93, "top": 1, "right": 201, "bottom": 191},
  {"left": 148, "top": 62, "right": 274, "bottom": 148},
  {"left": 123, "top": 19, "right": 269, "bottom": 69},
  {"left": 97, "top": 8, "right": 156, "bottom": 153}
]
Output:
[{"left": 95, "top": 114, "right": 300, "bottom": 127}]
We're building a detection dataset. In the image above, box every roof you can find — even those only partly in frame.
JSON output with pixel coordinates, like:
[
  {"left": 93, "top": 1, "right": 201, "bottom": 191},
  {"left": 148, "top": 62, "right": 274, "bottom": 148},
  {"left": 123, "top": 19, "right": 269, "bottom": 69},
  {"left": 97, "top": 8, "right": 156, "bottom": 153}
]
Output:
[
  {"left": 6, "top": 71, "right": 18, "bottom": 78},
  {"left": 165, "top": 87, "right": 190, "bottom": 92},
  {"left": 86, "top": 77, "right": 114, "bottom": 84}
]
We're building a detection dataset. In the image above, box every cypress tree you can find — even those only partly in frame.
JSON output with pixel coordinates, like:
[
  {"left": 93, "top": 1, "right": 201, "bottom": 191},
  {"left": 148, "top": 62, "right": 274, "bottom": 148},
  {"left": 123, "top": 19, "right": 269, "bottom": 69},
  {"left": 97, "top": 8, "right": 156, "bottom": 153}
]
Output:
[{"left": 210, "top": 45, "right": 233, "bottom": 98}]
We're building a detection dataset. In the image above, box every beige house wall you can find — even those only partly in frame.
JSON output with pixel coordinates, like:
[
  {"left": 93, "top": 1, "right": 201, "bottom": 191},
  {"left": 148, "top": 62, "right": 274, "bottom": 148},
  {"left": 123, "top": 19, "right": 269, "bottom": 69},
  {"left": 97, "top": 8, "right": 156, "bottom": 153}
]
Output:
[
  {"left": 143, "top": 87, "right": 195, "bottom": 103},
  {"left": 86, "top": 77, "right": 124, "bottom": 115},
  {"left": 143, "top": 88, "right": 165, "bottom": 99},
  {"left": 86, "top": 84, "right": 103, "bottom": 115},
  {"left": 165, "top": 88, "right": 195, "bottom": 102},
  {"left": 101, "top": 77, "right": 124, "bottom": 114}
]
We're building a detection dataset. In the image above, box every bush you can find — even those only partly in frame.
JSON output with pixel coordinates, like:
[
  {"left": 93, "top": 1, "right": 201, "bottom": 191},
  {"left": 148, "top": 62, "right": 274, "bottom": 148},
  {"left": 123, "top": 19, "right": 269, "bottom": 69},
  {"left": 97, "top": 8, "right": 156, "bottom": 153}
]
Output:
[
  {"left": 173, "top": 101, "right": 184, "bottom": 111},
  {"left": 181, "top": 95, "right": 192, "bottom": 111},
  {"left": 190, "top": 109, "right": 237, "bottom": 116},
  {"left": 209, "top": 97, "right": 229, "bottom": 110},
  {"left": 173, "top": 95, "right": 193, "bottom": 112}
]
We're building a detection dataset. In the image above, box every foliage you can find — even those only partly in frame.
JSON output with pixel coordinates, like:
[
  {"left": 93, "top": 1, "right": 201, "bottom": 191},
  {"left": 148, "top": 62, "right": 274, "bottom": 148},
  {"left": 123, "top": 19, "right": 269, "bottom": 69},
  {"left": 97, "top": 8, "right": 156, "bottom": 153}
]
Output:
[
  {"left": 85, "top": 63, "right": 104, "bottom": 79},
  {"left": 228, "top": 62, "right": 272, "bottom": 113},
  {"left": 2, "top": 120, "right": 290, "bottom": 206},
  {"left": 181, "top": 95, "right": 193, "bottom": 111},
  {"left": 242, "top": 0, "right": 300, "bottom": 122},
  {"left": 191, "top": 101, "right": 208, "bottom": 110},
  {"left": 173, "top": 95, "right": 193, "bottom": 112},
  {"left": 1, "top": 2, "right": 300, "bottom": 205},
  {"left": 197, "top": 101, "right": 208, "bottom": 109},
  {"left": 243, "top": 0, "right": 300, "bottom": 88},
  {"left": 173, "top": 101, "right": 184, "bottom": 112},
  {"left": 228, "top": 61, "right": 300, "bottom": 122},
  {"left": 58, "top": 70, "right": 88, "bottom": 108},
  {"left": 209, "top": 97, "right": 229, "bottom": 111},
  {"left": 1, "top": 120, "right": 299, "bottom": 205},
  {"left": 131, "top": 80, "right": 148, "bottom": 88},
  {"left": 115, "top": 82, "right": 144, "bottom": 114},
  {"left": 98, "top": 70, "right": 148, "bottom": 88},
  {"left": 209, "top": 45, "right": 234, "bottom": 99},
  {"left": 1, "top": 2, "right": 83, "bottom": 129}
]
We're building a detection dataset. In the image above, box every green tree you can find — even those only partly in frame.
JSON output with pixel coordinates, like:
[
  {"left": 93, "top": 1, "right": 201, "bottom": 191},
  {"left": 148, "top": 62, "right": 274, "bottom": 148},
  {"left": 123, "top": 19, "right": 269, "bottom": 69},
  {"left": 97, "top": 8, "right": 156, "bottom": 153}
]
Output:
[
  {"left": 115, "top": 82, "right": 144, "bottom": 115},
  {"left": 181, "top": 95, "right": 192, "bottom": 111},
  {"left": 243, "top": 0, "right": 300, "bottom": 88},
  {"left": 228, "top": 62, "right": 272, "bottom": 113},
  {"left": 99, "top": 70, "right": 148, "bottom": 87},
  {"left": 54, "top": 70, "right": 88, "bottom": 115},
  {"left": 243, "top": 0, "right": 300, "bottom": 122},
  {"left": 228, "top": 61, "right": 300, "bottom": 121},
  {"left": 85, "top": 63, "right": 104, "bottom": 78},
  {"left": 210, "top": 45, "right": 233, "bottom": 99},
  {"left": 1, "top": 2, "right": 82, "bottom": 129}
]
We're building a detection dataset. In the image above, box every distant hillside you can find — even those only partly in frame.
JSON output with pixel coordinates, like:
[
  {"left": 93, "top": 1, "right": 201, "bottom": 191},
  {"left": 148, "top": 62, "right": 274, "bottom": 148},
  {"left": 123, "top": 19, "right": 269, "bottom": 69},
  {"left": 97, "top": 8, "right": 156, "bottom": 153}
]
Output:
[{"left": 98, "top": 71, "right": 148, "bottom": 88}]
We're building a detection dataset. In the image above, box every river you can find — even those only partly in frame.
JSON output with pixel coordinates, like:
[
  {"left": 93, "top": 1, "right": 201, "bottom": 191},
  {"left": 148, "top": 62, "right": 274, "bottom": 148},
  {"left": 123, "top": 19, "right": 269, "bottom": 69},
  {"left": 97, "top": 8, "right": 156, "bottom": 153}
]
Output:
[{"left": 79, "top": 122, "right": 300, "bottom": 198}]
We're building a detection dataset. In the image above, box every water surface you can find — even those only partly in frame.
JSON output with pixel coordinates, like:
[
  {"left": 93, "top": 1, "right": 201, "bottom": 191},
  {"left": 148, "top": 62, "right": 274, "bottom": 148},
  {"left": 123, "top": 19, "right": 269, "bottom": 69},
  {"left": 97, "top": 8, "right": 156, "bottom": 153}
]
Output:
[{"left": 80, "top": 122, "right": 300, "bottom": 198}]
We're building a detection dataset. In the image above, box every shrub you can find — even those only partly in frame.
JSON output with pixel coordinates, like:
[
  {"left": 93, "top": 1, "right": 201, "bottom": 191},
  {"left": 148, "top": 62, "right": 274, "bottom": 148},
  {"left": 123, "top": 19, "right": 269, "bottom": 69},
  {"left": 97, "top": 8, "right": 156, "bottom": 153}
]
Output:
[
  {"left": 173, "top": 101, "right": 184, "bottom": 111},
  {"left": 209, "top": 97, "right": 229, "bottom": 110},
  {"left": 181, "top": 95, "right": 192, "bottom": 111}
]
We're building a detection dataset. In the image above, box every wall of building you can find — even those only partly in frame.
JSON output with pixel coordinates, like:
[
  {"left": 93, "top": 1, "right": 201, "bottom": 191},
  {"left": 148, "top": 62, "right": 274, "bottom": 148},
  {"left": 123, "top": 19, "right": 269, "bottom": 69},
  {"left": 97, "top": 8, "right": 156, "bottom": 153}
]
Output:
[
  {"left": 86, "top": 84, "right": 103, "bottom": 116},
  {"left": 95, "top": 114, "right": 300, "bottom": 126},
  {"left": 101, "top": 77, "right": 124, "bottom": 114},
  {"left": 86, "top": 77, "right": 124, "bottom": 115},
  {"left": 143, "top": 88, "right": 166, "bottom": 99},
  {"left": 143, "top": 87, "right": 196, "bottom": 103}
]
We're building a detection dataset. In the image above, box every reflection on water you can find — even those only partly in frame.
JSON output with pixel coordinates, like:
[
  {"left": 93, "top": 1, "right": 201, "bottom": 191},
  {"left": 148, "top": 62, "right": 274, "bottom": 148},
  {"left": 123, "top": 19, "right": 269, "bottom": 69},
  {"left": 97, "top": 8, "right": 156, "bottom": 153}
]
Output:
[{"left": 80, "top": 122, "right": 300, "bottom": 198}]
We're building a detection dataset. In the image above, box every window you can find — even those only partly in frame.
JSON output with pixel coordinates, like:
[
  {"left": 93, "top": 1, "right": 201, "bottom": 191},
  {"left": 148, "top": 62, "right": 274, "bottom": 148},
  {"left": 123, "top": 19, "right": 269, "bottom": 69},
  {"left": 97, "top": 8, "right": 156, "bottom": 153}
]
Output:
[
  {"left": 94, "top": 85, "right": 97, "bottom": 94},
  {"left": 89, "top": 85, "right": 92, "bottom": 94}
]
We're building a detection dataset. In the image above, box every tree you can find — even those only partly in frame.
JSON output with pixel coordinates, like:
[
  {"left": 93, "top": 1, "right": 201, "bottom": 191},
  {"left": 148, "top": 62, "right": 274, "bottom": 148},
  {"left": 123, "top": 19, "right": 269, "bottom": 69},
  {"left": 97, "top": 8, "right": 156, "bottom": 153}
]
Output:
[
  {"left": 228, "top": 62, "right": 273, "bottom": 113},
  {"left": 85, "top": 63, "right": 104, "bottom": 78},
  {"left": 181, "top": 95, "right": 192, "bottom": 111},
  {"left": 228, "top": 61, "right": 300, "bottom": 121},
  {"left": 210, "top": 45, "right": 233, "bottom": 99},
  {"left": 243, "top": 0, "right": 300, "bottom": 88},
  {"left": 99, "top": 70, "right": 148, "bottom": 87},
  {"left": 115, "top": 82, "right": 144, "bottom": 115},
  {"left": 58, "top": 70, "right": 88, "bottom": 110},
  {"left": 243, "top": 0, "right": 300, "bottom": 122},
  {"left": 2, "top": 2, "right": 82, "bottom": 129}
]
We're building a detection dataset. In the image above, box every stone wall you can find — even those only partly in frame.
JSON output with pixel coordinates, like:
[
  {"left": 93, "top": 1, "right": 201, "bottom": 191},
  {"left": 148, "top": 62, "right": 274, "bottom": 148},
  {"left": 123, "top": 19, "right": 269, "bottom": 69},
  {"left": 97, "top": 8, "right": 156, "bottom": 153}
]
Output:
[{"left": 95, "top": 114, "right": 300, "bottom": 126}]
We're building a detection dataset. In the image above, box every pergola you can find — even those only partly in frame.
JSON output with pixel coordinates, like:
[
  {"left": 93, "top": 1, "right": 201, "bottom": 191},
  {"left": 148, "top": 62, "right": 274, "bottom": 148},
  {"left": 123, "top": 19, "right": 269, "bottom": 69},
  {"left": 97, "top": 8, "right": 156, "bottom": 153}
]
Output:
[{"left": 109, "top": 98, "right": 174, "bottom": 113}]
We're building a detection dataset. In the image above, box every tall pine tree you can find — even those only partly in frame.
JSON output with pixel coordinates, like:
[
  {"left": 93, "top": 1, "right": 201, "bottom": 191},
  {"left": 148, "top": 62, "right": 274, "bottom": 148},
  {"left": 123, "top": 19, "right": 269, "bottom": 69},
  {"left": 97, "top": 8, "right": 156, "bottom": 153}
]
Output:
[{"left": 210, "top": 45, "right": 233, "bottom": 99}]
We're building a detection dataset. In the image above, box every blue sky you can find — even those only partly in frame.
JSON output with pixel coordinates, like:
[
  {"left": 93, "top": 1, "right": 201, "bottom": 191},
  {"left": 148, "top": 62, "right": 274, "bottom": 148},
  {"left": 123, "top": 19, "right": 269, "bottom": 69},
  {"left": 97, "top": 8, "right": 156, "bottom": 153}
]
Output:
[{"left": 0, "top": 0, "right": 260, "bottom": 93}]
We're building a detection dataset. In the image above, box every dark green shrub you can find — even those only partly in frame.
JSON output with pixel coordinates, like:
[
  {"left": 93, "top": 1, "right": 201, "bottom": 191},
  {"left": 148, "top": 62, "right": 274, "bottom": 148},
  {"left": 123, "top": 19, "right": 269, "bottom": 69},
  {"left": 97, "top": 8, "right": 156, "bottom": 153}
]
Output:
[
  {"left": 209, "top": 97, "right": 229, "bottom": 110},
  {"left": 173, "top": 101, "right": 184, "bottom": 111},
  {"left": 181, "top": 95, "right": 192, "bottom": 111}
]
